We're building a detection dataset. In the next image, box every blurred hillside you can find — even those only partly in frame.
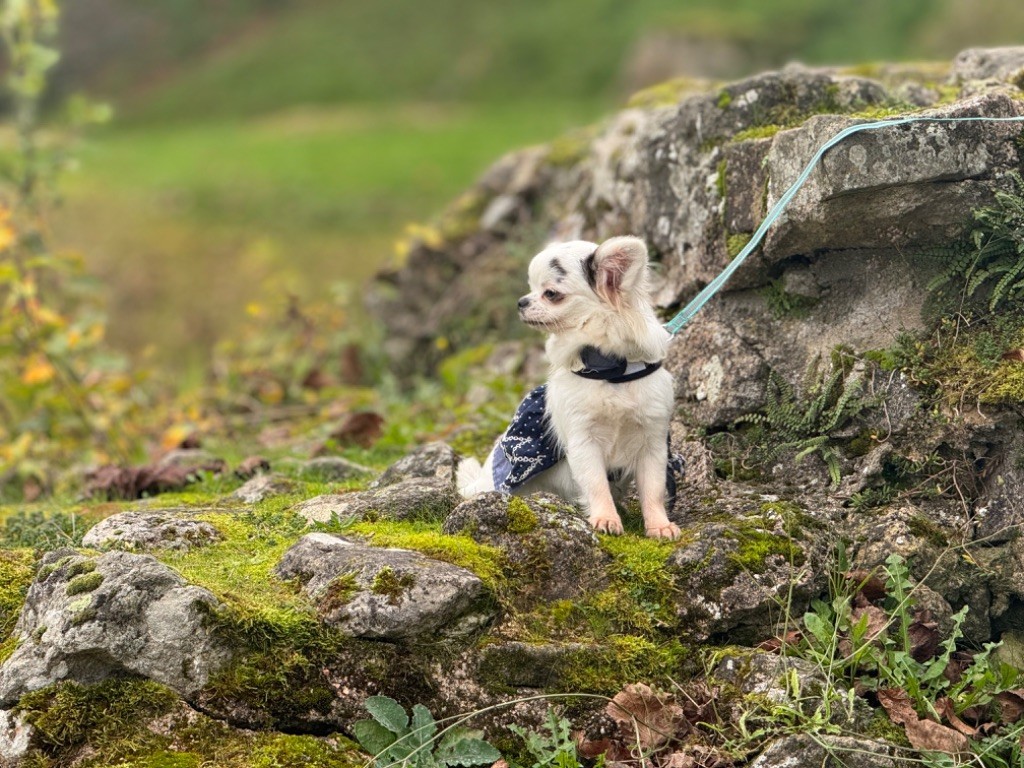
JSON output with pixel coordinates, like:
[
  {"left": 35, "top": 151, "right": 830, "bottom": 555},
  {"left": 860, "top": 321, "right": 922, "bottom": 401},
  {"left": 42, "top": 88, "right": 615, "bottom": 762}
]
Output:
[{"left": 47, "top": 0, "right": 1024, "bottom": 368}]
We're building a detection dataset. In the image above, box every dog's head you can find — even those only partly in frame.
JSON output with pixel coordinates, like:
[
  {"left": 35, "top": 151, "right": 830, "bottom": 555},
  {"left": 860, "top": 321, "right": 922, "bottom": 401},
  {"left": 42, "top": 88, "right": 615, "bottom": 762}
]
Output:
[{"left": 517, "top": 236, "right": 652, "bottom": 333}]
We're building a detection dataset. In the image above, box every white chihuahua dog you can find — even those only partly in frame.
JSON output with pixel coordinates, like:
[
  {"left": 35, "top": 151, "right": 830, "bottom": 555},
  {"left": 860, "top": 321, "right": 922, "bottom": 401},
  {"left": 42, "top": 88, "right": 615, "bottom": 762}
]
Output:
[{"left": 458, "top": 236, "right": 683, "bottom": 540}]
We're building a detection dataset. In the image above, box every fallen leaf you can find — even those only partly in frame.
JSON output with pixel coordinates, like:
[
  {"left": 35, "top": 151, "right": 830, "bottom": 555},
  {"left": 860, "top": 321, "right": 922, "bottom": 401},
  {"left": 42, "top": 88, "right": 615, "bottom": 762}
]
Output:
[
  {"left": 996, "top": 689, "right": 1024, "bottom": 724},
  {"left": 606, "top": 683, "right": 683, "bottom": 753},
  {"left": 877, "top": 688, "right": 917, "bottom": 726},
  {"left": 328, "top": 411, "right": 384, "bottom": 449},
  {"left": 301, "top": 367, "right": 331, "bottom": 390},
  {"left": 844, "top": 569, "right": 887, "bottom": 602},
  {"left": 85, "top": 460, "right": 226, "bottom": 500},
  {"left": 908, "top": 609, "right": 941, "bottom": 662},
  {"left": 235, "top": 455, "right": 270, "bottom": 479},
  {"left": 22, "top": 478, "right": 43, "bottom": 502},
  {"left": 1001, "top": 349, "right": 1024, "bottom": 362},
  {"left": 757, "top": 630, "right": 803, "bottom": 654},
  {"left": 904, "top": 718, "right": 970, "bottom": 755},
  {"left": 936, "top": 697, "right": 980, "bottom": 738},
  {"left": 879, "top": 688, "right": 970, "bottom": 756}
]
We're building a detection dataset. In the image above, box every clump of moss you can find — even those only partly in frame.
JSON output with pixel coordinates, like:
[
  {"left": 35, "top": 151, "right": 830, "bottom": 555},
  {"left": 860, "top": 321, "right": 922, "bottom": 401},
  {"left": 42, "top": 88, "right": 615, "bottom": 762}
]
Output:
[
  {"left": 560, "top": 635, "right": 691, "bottom": 695},
  {"left": 626, "top": 77, "right": 707, "bottom": 109},
  {"left": 1, "top": 549, "right": 35, "bottom": 640},
  {"left": 716, "top": 158, "right": 727, "bottom": 199},
  {"left": 371, "top": 566, "right": 416, "bottom": 605},
  {"left": 345, "top": 520, "right": 506, "bottom": 592},
  {"left": 318, "top": 572, "right": 359, "bottom": 615},
  {"left": 726, "top": 232, "right": 753, "bottom": 258},
  {"left": 731, "top": 124, "right": 783, "bottom": 142},
  {"left": 506, "top": 497, "right": 539, "bottom": 534},
  {"left": 66, "top": 571, "right": 104, "bottom": 597},
  {"left": 717, "top": 90, "right": 733, "bottom": 109},
  {"left": 15, "top": 678, "right": 178, "bottom": 762},
  {"left": 545, "top": 128, "right": 594, "bottom": 168}
]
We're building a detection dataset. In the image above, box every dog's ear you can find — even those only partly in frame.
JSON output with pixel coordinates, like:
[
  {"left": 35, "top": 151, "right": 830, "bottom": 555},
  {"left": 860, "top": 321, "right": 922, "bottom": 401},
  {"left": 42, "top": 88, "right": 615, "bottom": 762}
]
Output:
[{"left": 591, "top": 236, "right": 648, "bottom": 305}]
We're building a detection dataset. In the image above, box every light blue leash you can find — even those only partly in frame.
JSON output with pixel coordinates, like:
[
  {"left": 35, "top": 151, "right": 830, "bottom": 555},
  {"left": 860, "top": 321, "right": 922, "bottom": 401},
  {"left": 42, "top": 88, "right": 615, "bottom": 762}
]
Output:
[{"left": 663, "top": 113, "right": 1024, "bottom": 335}]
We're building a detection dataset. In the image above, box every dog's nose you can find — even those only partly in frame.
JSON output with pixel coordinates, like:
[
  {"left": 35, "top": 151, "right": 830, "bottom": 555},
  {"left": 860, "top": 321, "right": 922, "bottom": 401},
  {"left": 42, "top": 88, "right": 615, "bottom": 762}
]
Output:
[{"left": 517, "top": 296, "right": 531, "bottom": 310}]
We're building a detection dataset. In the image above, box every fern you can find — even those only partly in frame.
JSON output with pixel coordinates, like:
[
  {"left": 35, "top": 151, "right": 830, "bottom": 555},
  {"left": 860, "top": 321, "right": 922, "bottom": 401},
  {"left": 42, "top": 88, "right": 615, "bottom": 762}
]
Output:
[
  {"left": 734, "top": 351, "right": 874, "bottom": 486},
  {"left": 925, "top": 172, "right": 1024, "bottom": 312}
]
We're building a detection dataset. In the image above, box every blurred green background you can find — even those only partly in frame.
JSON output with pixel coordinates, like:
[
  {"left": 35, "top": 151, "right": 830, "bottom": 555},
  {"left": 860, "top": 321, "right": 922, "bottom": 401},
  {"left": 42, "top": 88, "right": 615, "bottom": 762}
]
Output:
[{"left": 49, "top": 0, "right": 1024, "bottom": 370}]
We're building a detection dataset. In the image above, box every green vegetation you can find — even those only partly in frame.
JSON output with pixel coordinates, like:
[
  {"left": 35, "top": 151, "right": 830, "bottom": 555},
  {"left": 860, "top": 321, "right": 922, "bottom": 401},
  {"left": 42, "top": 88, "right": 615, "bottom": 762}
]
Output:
[
  {"left": 352, "top": 695, "right": 500, "bottom": 768},
  {"left": 730, "top": 348, "right": 876, "bottom": 486},
  {"left": 13, "top": 677, "right": 366, "bottom": 768}
]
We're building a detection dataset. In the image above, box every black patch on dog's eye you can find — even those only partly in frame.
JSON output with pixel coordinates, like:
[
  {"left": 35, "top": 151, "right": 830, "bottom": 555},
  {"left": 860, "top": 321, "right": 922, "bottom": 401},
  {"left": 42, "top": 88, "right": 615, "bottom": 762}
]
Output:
[
  {"left": 550, "top": 258, "right": 567, "bottom": 278},
  {"left": 583, "top": 250, "right": 598, "bottom": 291}
]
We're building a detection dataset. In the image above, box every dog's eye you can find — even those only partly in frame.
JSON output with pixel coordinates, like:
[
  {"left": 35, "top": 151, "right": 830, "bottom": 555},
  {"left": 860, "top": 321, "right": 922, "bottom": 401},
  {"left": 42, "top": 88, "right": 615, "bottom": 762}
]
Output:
[{"left": 542, "top": 289, "right": 563, "bottom": 303}]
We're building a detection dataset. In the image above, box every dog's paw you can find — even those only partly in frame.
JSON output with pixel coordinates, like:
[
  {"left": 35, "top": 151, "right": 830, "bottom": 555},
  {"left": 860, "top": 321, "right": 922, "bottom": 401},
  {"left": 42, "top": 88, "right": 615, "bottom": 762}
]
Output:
[
  {"left": 645, "top": 523, "right": 681, "bottom": 541},
  {"left": 589, "top": 512, "right": 624, "bottom": 535}
]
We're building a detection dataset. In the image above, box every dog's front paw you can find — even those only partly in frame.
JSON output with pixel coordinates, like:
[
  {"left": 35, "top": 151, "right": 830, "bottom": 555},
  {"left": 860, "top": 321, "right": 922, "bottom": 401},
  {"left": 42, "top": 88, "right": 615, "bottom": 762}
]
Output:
[
  {"left": 589, "top": 511, "right": 624, "bottom": 535},
  {"left": 645, "top": 523, "right": 681, "bottom": 541}
]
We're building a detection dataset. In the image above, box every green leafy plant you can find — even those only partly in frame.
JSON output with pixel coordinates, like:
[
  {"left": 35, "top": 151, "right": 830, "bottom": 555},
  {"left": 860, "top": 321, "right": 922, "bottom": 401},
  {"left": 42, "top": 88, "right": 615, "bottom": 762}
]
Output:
[
  {"left": 735, "top": 348, "right": 874, "bottom": 485},
  {"left": 797, "top": 553, "right": 1024, "bottom": 766},
  {"left": 352, "top": 695, "right": 501, "bottom": 768},
  {"left": 926, "top": 172, "right": 1024, "bottom": 313},
  {"left": 509, "top": 708, "right": 582, "bottom": 768}
]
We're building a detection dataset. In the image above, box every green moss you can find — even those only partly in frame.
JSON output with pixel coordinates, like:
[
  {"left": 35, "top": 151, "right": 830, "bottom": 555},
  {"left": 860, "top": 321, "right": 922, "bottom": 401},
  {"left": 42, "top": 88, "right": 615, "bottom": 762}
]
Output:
[
  {"left": 371, "top": 566, "right": 416, "bottom": 604},
  {"left": 66, "top": 571, "right": 104, "bottom": 597},
  {"left": 346, "top": 520, "right": 506, "bottom": 591},
  {"left": 16, "top": 678, "right": 178, "bottom": 762},
  {"left": 0, "top": 635, "right": 20, "bottom": 664},
  {"left": 715, "top": 158, "right": 727, "bottom": 199},
  {"left": 728, "top": 528, "right": 803, "bottom": 571},
  {"left": 248, "top": 733, "right": 364, "bottom": 768},
  {"left": 726, "top": 232, "right": 752, "bottom": 258},
  {"left": 731, "top": 124, "right": 783, "bottom": 142},
  {"left": 66, "top": 558, "right": 97, "bottom": 578},
  {"left": 318, "top": 572, "right": 359, "bottom": 614},
  {"left": 506, "top": 496, "right": 539, "bottom": 534},
  {"left": 0, "top": 549, "right": 35, "bottom": 641},
  {"left": 545, "top": 128, "right": 593, "bottom": 168},
  {"left": 716, "top": 89, "right": 733, "bottom": 109},
  {"left": 760, "top": 278, "right": 818, "bottom": 319},
  {"left": 906, "top": 515, "right": 948, "bottom": 549},
  {"left": 626, "top": 77, "right": 706, "bottom": 109},
  {"left": 559, "top": 635, "right": 691, "bottom": 694}
]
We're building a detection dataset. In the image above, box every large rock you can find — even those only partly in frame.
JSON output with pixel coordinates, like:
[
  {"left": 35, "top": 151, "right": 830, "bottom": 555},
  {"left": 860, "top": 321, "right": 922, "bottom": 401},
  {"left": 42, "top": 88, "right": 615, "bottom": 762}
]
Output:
[
  {"left": 951, "top": 46, "right": 1024, "bottom": 83},
  {"left": 0, "top": 550, "right": 231, "bottom": 706},
  {"left": 275, "top": 533, "right": 494, "bottom": 641},
  {"left": 667, "top": 498, "right": 834, "bottom": 643},
  {"left": 370, "top": 442, "right": 459, "bottom": 488},
  {"left": 750, "top": 735, "right": 911, "bottom": 768},
  {"left": 443, "top": 492, "right": 609, "bottom": 602},
  {"left": 81, "top": 509, "right": 222, "bottom": 552}
]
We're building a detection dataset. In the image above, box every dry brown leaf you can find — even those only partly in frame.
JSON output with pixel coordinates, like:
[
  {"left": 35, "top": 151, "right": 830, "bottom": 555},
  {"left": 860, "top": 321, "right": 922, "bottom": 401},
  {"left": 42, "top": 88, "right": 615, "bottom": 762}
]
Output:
[
  {"left": 996, "top": 689, "right": 1024, "bottom": 724},
  {"left": 85, "top": 460, "right": 226, "bottom": 500},
  {"left": 301, "top": 367, "right": 332, "bottom": 391},
  {"left": 877, "top": 687, "right": 918, "bottom": 726},
  {"left": 756, "top": 630, "right": 803, "bottom": 654},
  {"left": 844, "top": 569, "right": 887, "bottom": 602},
  {"left": 329, "top": 411, "right": 385, "bottom": 448},
  {"left": 607, "top": 683, "right": 683, "bottom": 753},
  {"left": 936, "top": 697, "right": 980, "bottom": 738},
  {"left": 22, "top": 478, "right": 43, "bottom": 502},
  {"left": 904, "top": 718, "right": 971, "bottom": 755},
  {"left": 908, "top": 609, "right": 941, "bottom": 662},
  {"left": 1001, "top": 348, "right": 1024, "bottom": 362},
  {"left": 235, "top": 455, "right": 271, "bottom": 479}
]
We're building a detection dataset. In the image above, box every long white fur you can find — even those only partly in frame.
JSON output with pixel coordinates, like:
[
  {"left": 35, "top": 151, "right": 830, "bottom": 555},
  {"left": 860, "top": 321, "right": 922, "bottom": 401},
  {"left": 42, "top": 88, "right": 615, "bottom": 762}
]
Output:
[{"left": 456, "top": 236, "right": 680, "bottom": 540}]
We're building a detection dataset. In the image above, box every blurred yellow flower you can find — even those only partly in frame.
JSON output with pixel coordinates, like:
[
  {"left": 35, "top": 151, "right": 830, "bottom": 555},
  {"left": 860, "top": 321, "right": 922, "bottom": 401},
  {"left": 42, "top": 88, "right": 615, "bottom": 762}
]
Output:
[{"left": 22, "top": 355, "right": 56, "bottom": 384}]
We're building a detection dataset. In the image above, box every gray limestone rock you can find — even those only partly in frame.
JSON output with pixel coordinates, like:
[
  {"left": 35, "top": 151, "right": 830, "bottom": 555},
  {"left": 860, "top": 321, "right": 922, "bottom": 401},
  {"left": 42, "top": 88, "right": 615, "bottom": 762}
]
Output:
[
  {"left": 0, "top": 549, "right": 231, "bottom": 707},
  {"left": 232, "top": 473, "right": 295, "bottom": 503},
  {"left": 275, "top": 533, "right": 494, "bottom": 641},
  {"left": 370, "top": 442, "right": 460, "bottom": 489},
  {"left": 443, "top": 492, "right": 609, "bottom": 602},
  {"left": 750, "top": 735, "right": 911, "bottom": 768},
  {"left": 951, "top": 46, "right": 1024, "bottom": 83},
  {"left": 293, "top": 477, "right": 459, "bottom": 525},
  {"left": 667, "top": 502, "right": 832, "bottom": 644},
  {"left": 81, "top": 509, "right": 222, "bottom": 552}
]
